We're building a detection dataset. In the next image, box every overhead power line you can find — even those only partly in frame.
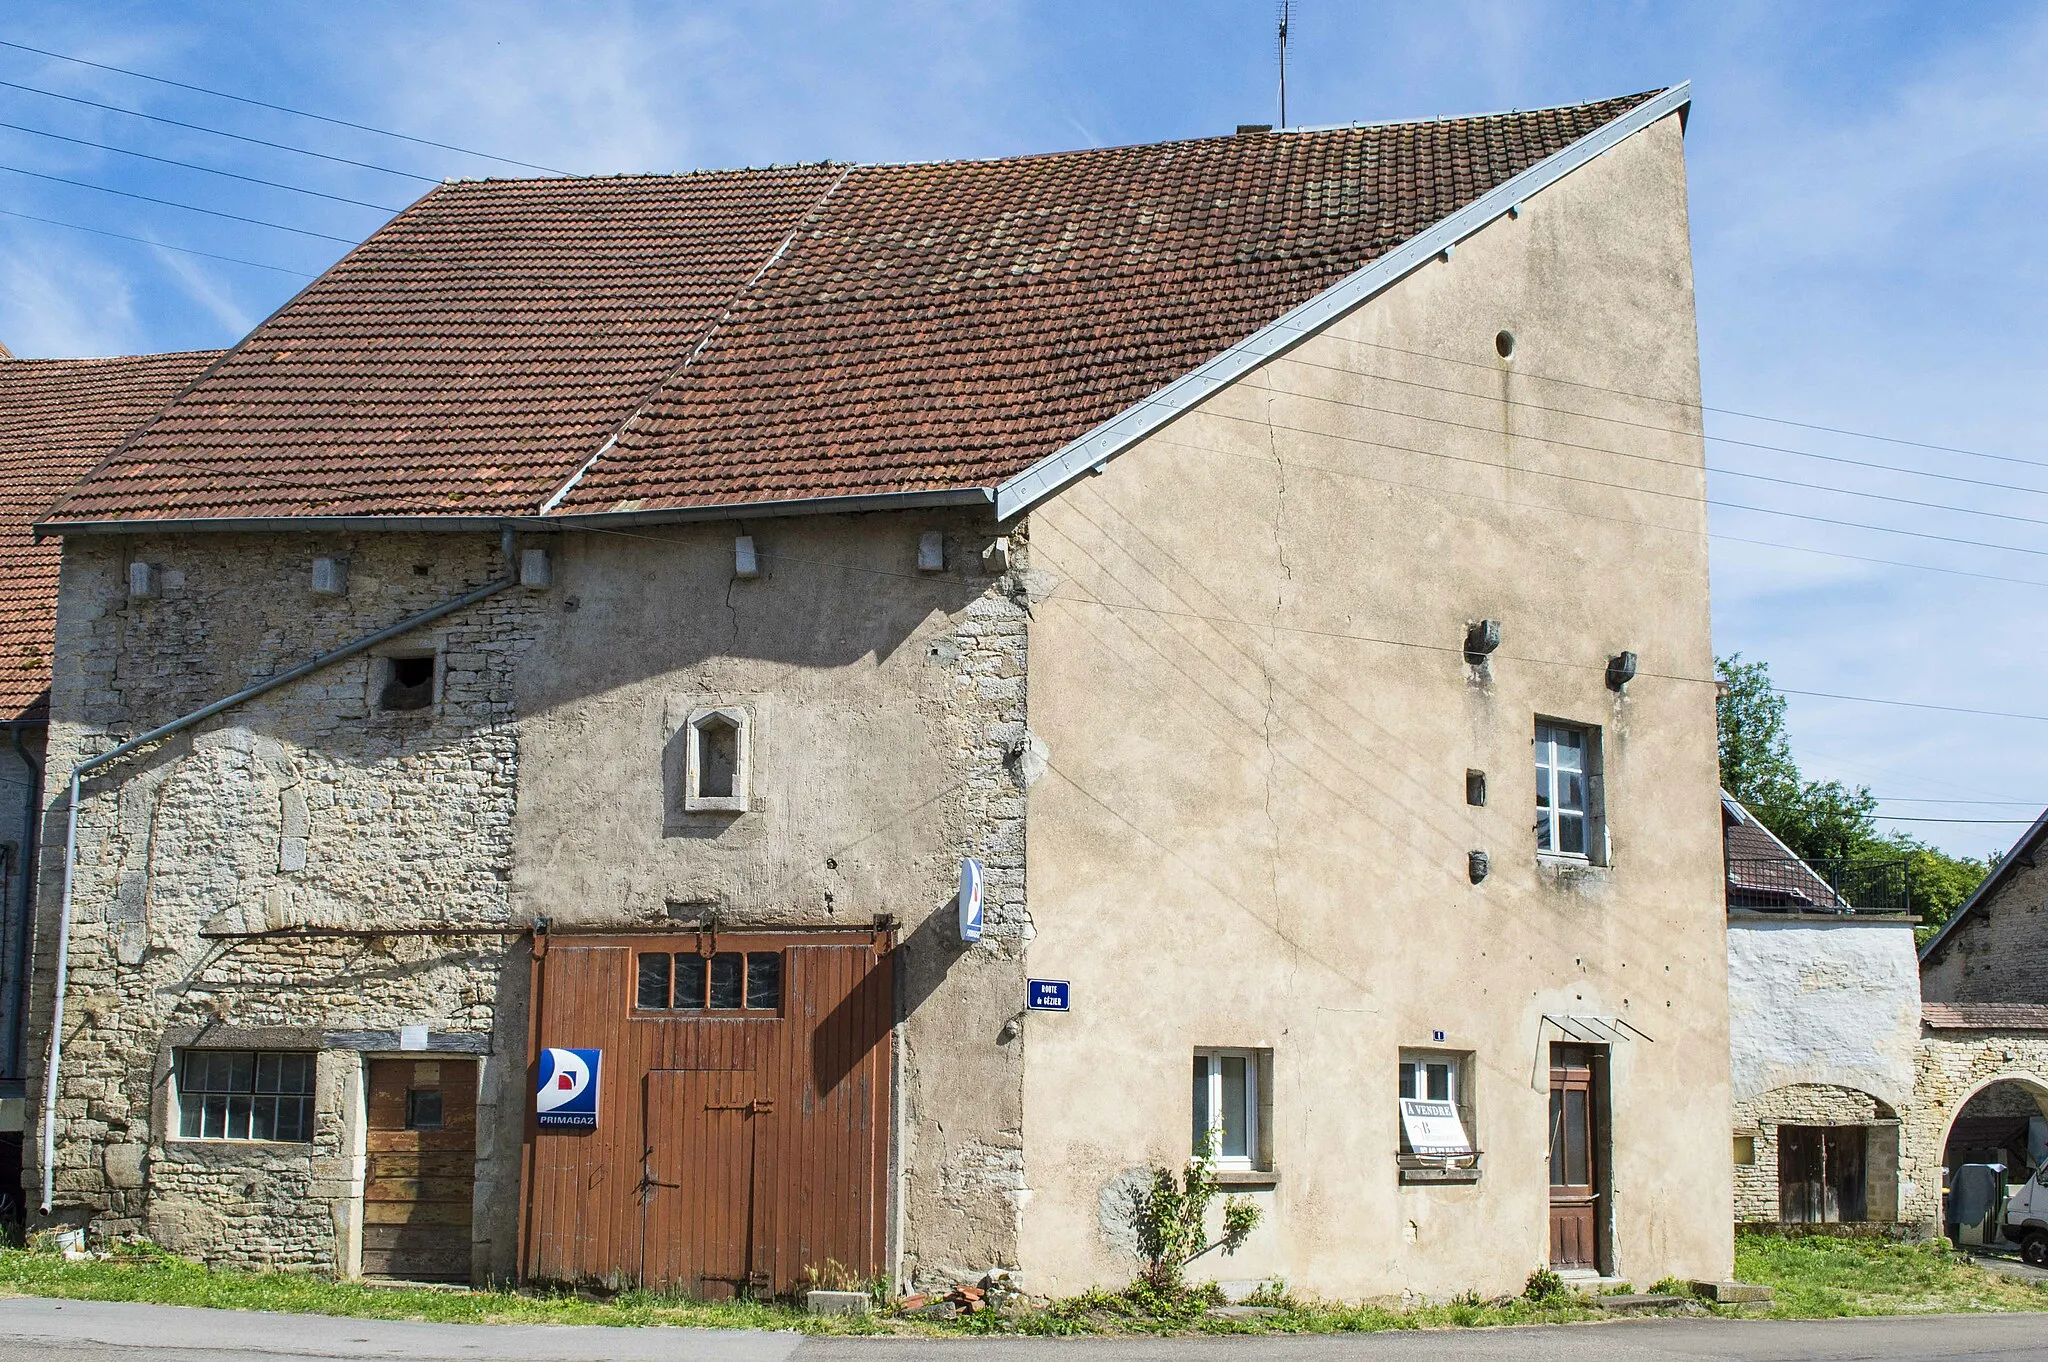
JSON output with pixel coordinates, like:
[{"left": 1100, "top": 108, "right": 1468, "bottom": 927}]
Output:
[
  {"left": 1314, "top": 331, "right": 2048, "bottom": 474},
  {"left": 0, "top": 38, "right": 571, "bottom": 176},
  {"left": 1273, "top": 347, "right": 2048, "bottom": 500},
  {"left": 0, "top": 160, "right": 359, "bottom": 242},
  {"left": 0, "top": 205, "right": 316, "bottom": 274},
  {"left": 0, "top": 77, "right": 441, "bottom": 182},
  {"left": 0, "top": 117, "right": 404, "bottom": 210},
  {"left": 1870, "top": 815, "right": 2038, "bottom": 825}
]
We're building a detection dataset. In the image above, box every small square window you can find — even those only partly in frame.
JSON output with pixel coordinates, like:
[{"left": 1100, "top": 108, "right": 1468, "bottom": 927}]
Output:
[
  {"left": 1734, "top": 1134, "right": 1757, "bottom": 1166},
  {"left": 378, "top": 654, "right": 436, "bottom": 711},
  {"left": 745, "top": 952, "right": 781, "bottom": 1012},
  {"left": 708, "top": 952, "right": 744, "bottom": 1009},
  {"left": 1535, "top": 720, "right": 1606, "bottom": 863},
  {"left": 634, "top": 949, "right": 781, "bottom": 1012},
  {"left": 636, "top": 951, "right": 673, "bottom": 1009},
  {"left": 406, "top": 1088, "right": 444, "bottom": 1130}
]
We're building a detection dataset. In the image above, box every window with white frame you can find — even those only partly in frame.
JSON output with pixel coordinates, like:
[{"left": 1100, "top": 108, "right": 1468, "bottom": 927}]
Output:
[
  {"left": 176, "top": 1050, "right": 315, "bottom": 1142},
  {"left": 1398, "top": 1049, "right": 1475, "bottom": 1158},
  {"left": 1192, "top": 1049, "right": 1268, "bottom": 1170},
  {"left": 1534, "top": 720, "right": 1604, "bottom": 860},
  {"left": 684, "top": 706, "right": 750, "bottom": 812}
]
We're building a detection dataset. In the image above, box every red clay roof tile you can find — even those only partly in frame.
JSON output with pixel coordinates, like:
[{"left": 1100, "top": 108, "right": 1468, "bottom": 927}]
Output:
[
  {"left": 0, "top": 351, "right": 221, "bottom": 720},
  {"left": 40, "top": 92, "right": 1660, "bottom": 527}
]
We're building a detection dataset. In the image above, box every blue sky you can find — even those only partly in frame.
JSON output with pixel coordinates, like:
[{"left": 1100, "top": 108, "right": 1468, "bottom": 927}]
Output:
[{"left": 3, "top": 1, "right": 2044, "bottom": 856}]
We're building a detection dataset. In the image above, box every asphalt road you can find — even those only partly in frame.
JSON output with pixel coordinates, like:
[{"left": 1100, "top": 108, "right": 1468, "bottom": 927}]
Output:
[{"left": 6, "top": 1296, "right": 2048, "bottom": 1361}]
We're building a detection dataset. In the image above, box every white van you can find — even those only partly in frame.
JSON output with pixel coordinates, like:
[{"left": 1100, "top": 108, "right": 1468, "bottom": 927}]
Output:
[{"left": 2002, "top": 1165, "right": 2048, "bottom": 1264}]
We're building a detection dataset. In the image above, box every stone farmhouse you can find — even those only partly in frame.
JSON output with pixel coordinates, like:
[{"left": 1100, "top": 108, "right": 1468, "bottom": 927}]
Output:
[
  {"left": 22, "top": 85, "right": 1735, "bottom": 1297},
  {"left": 0, "top": 350, "right": 221, "bottom": 1221},
  {"left": 1723, "top": 787, "right": 2048, "bottom": 1241}
]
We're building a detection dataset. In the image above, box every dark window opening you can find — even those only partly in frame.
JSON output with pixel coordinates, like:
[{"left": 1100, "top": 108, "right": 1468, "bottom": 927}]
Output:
[
  {"left": 709, "top": 951, "right": 744, "bottom": 1009},
  {"left": 379, "top": 655, "right": 435, "bottom": 711},
  {"left": 637, "top": 952, "right": 672, "bottom": 1009},
  {"left": 405, "top": 1088, "right": 443, "bottom": 1131},
  {"left": 178, "top": 1050, "right": 315, "bottom": 1142},
  {"left": 745, "top": 952, "right": 781, "bottom": 1011},
  {"left": 697, "top": 716, "right": 740, "bottom": 799},
  {"left": 634, "top": 948, "right": 781, "bottom": 1012}
]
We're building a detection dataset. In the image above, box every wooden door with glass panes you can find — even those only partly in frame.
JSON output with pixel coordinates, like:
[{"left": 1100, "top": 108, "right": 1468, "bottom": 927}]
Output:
[
  {"left": 362, "top": 1057, "right": 477, "bottom": 1281},
  {"left": 1548, "top": 1045, "right": 1600, "bottom": 1270}
]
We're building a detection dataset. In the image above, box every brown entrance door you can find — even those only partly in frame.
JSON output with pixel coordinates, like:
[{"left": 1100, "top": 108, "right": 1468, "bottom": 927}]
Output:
[
  {"left": 641, "top": 1069, "right": 774, "bottom": 1297},
  {"left": 1780, "top": 1125, "right": 1867, "bottom": 1223},
  {"left": 363, "top": 1058, "right": 477, "bottom": 1281},
  {"left": 1548, "top": 1044, "right": 1600, "bottom": 1271}
]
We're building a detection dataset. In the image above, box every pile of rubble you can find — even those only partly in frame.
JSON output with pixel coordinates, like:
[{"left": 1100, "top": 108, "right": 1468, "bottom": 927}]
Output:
[{"left": 896, "top": 1271, "right": 1029, "bottom": 1320}]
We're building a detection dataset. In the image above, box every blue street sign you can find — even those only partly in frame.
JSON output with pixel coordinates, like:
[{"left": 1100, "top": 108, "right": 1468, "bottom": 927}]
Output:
[
  {"left": 536, "top": 1047, "right": 601, "bottom": 1129},
  {"left": 1027, "top": 979, "right": 1070, "bottom": 1012}
]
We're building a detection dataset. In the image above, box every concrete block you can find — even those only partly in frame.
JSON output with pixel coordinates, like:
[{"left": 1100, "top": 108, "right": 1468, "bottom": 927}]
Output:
[
  {"left": 806, "top": 1290, "right": 872, "bottom": 1316},
  {"left": 1691, "top": 1280, "right": 1773, "bottom": 1302}
]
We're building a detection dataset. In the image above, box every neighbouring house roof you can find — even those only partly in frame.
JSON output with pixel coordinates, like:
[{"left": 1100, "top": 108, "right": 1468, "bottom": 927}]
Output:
[
  {"left": 0, "top": 351, "right": 222, "bottom": 722},
  {"left": 36, "top": 88, "right": 1677, "bottom": 531},
  {"left": 1722, "top": 791, "right": 1852, "bottom": 913},
  {"left": 1921, "top": 1002, "right": 2048, "bottom": 1031},
  {"left": 1918, "top": 808, "right": 2048, "bottom": 965}
]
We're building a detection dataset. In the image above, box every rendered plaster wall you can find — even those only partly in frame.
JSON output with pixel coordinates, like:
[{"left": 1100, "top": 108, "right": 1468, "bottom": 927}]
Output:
[
  {"left": 1727, "top": 917, "right": 1920, "bottom": 1110},
  {"left": 1732, "top": 1084, "right": 1900, "bottom": 1224},
  {"left": 508, "top": 510, "right": 1032, "bottom": 1289},
  {"left": 1018, "top": 111, "right": 1733, "bottom": 1299},
  {"left": 25, "top": 532, "right": 537, "bottom": 1276},
  {"left": 1922, "top": 852, "right": 2048, "bottom": 1003}
]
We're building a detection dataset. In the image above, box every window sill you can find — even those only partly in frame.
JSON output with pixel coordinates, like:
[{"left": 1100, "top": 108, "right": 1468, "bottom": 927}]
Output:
[
  {"left": 1212, "top": 1168, "right": 1280, "bottom": 1189},
  {"left": 1398, "top": 1153, "right": 1482, "bottom": 1185}
]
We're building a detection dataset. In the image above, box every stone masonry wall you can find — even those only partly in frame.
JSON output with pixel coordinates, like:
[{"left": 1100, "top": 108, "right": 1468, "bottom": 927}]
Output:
[
  {"left": 1922, "top": 851, "right": 2048, "bottom": 1004},
  {"left": 1733, "top": 1083, "right": 1900, "bottom": 1224},
  {"left": 1904, "top": 1031, "right": 2048, "bottom": 1233},
  {"left": 26, "top": 531, "right": 540, "bottom": 1273}
]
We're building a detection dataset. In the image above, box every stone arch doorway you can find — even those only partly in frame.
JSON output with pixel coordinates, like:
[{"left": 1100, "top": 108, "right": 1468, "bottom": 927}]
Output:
[{"left": 1943, "top": 1078, "right": 2048, "bottom": 1179}]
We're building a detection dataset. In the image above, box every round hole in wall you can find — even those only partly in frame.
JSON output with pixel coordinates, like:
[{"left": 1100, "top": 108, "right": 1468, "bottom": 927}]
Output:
[{"left": 1495, "top": 330, "right": 1516, "bottom": 360}]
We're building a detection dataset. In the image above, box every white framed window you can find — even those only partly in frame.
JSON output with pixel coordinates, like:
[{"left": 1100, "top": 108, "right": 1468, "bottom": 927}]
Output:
[
  {"left": 1535, "top": 720, "right": 1604, "bottom": 861},
  {"left": 174, "top": 1050, "right": 316, "bottom": 1142},
  {"left": 1192, "top": 1048, "right": 1268, "bottom": 1170},
  {"left": 684, "top": 706, "right": 750, "bottom": 812},
  {"left": 1398, "top": 1049, "right": 1476, "bottom": 1159}
]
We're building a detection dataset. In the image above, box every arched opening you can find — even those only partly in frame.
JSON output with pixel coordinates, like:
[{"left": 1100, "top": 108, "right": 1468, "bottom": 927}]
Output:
[
  {"left": 1733, "top": 1083, "right": 1901, "bottom": 1226},
  {"left": 1942, "top": 1078, "right": 2048, "bottom": 1245}
]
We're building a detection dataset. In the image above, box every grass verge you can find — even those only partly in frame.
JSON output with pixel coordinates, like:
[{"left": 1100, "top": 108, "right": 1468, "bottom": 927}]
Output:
[
  {"left": 2, "top": 1233, "right": 2045, "bottom": 1335},
  {"left": 1736, "top": 1232, "right": 2048, "bottom": 1318}
]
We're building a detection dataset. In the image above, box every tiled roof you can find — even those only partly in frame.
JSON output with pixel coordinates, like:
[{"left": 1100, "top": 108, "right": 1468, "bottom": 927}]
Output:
[
  {"left": 0, "top": 351, "right": 221, "bottom": 720},
  {"left": 41, "top": 91, "right": 1662, "bottom": 526},
  {"left": 1922, "top": 1003, "right": 2048, "bottom": 1031},
  {"left": 1722, "top": 797, "right": 1850, "bottom": 913}
]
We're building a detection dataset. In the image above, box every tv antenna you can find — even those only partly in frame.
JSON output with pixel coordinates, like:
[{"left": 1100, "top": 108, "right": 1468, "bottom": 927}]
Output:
[{"left": 1277, "top": 0, "right": 1292, "bottom": 128}]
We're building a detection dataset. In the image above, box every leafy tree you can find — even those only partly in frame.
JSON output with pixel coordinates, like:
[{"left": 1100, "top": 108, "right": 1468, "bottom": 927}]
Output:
[{"left": 1715, "top": 653, "right": 1988, "bottom": 931}]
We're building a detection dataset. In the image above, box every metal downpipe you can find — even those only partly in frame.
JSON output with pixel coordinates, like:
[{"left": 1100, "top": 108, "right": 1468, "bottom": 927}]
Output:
[{"left": 38, "top": 564, "right": 517, "bottom": 1216}]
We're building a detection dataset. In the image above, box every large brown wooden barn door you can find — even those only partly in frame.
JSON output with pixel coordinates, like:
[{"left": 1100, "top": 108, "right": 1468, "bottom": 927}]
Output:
[
  {"left": 641, "top": 1069, "right": 773, "bottom": 1297},
  {"left": 363, "top": 1058, "right": 477, "bottom": 1281},
  {"left": 1548, "top": 1045, "right": 1600, "bottom": 1271}
]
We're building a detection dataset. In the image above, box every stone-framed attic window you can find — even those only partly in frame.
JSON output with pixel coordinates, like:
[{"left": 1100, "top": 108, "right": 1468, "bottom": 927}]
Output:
[{"left": 684, "top": 706, "right": 750, "bottom": 812}]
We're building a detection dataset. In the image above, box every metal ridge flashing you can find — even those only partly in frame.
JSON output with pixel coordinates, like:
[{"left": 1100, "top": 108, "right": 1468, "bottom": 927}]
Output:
[{"left": 992, "top": 82, "right": 1692, "bottom": 522}]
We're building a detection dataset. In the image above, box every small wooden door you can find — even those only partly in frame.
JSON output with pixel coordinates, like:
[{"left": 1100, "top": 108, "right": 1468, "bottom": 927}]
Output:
[
  {"left": 363, "top": 1058, "right": 477, "bottom": 1281},
  {"left": 641, "top": 1069, "right": 774, "bottom": 1297},
  {"left": 1780, "top": 1125, "right": 1867, "bottom": 1223},
  {"left": 1548, "top": 1045, "right": 1600, "bottom": 1271}
]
